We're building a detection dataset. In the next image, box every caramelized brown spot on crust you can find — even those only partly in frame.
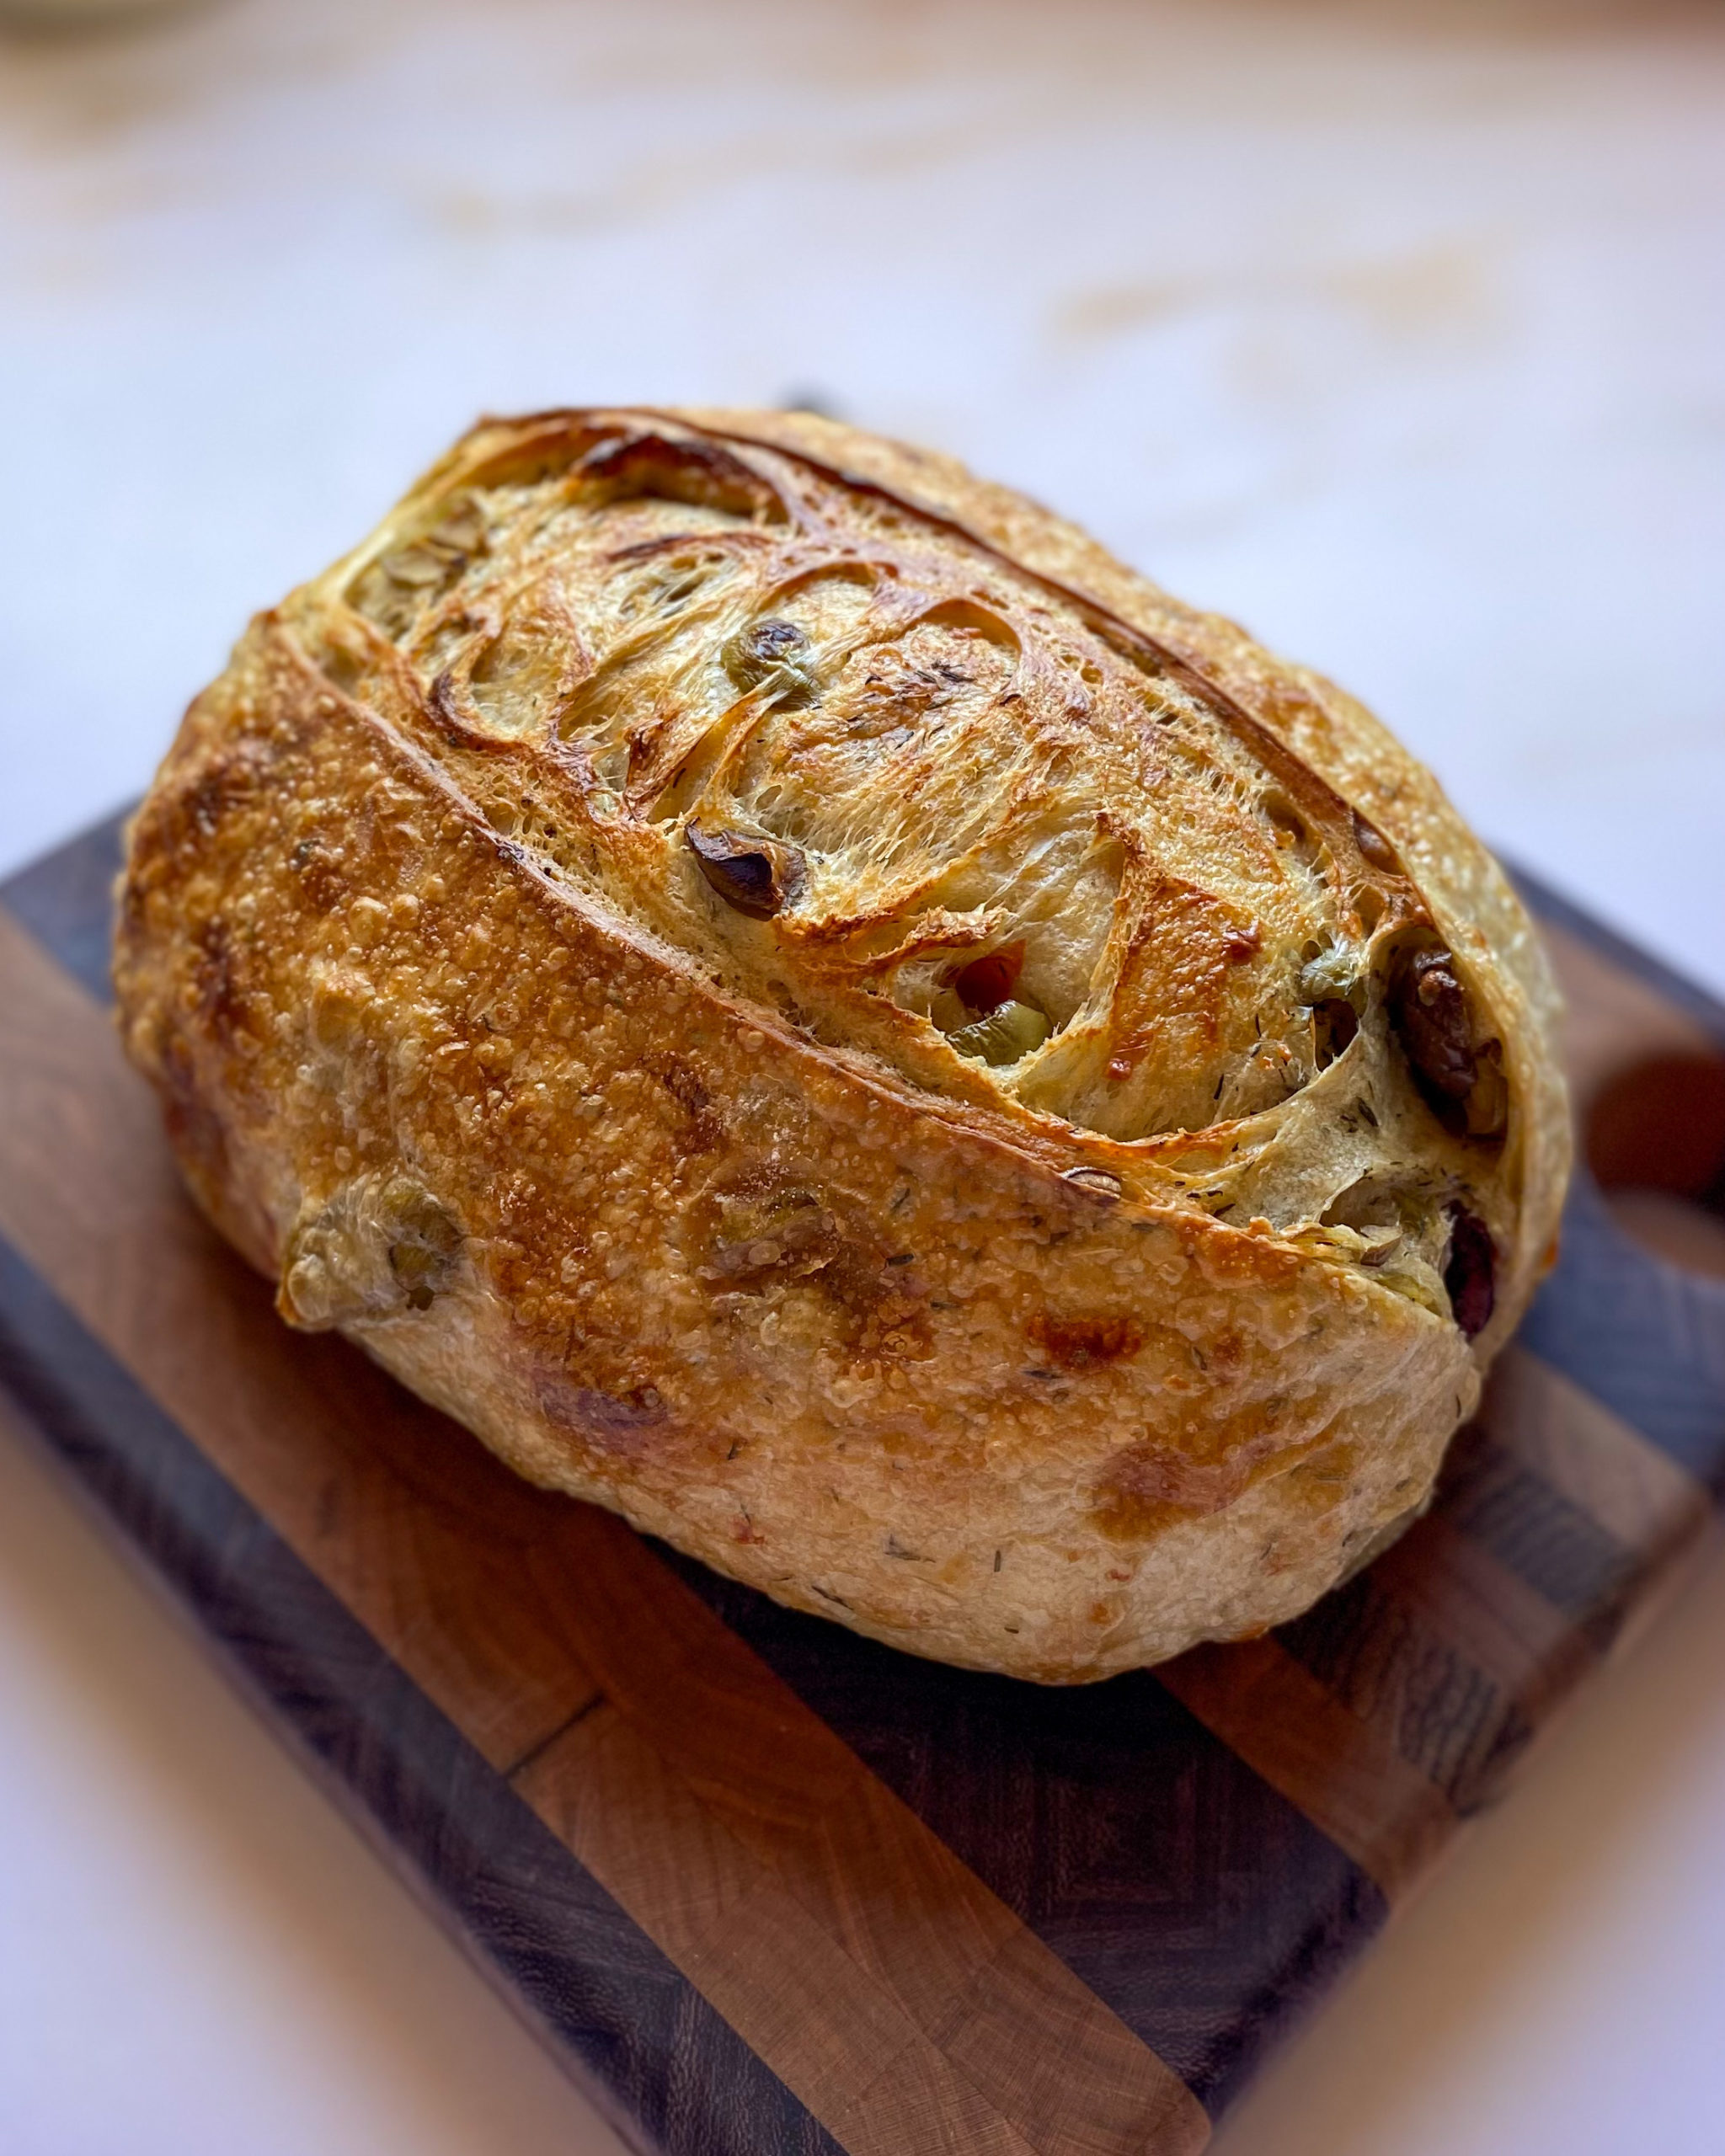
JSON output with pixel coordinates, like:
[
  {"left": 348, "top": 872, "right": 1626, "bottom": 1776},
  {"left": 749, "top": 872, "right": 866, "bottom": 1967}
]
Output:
[
  {"left": 646, "top": 1053, "right": 725, "bottom": 1153},
  {"left": 1027, "top": 1311, "right": 1145, "bottom": 1370},
  {"left": 1090, "top": 1444, "right": 1247, "bottom": 1538},
  {"left": 1091, "top": 1392, "right": 1343, "bottom": 1542},
  {"left": 537, "top": 1374, "right": 670, "bottom": 1458},
  {"left": 1225, "top": 926, "right": 1263, "bottom": 964},
  {"left": 178, "top": 750, "right": 264, "bottom": 842}
]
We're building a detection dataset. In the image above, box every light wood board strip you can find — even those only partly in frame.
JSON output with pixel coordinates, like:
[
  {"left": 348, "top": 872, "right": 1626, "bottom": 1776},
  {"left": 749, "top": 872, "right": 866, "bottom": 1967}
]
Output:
[
  {"left": 1482, "top": 1347, "right": 1709, "bottom": 1569},
  {"left": 1164, "top": 1362, "right": 1714, "bottom": 1906},
  {"left": 515, "top": 1504, "right": 1209, "bottom": 2156},
  {"left": 521, "top": 1706, "right": 1042, "bottom": 2156},
  {"left": 1156, "top": 1636, "right": 1455, "bottom": 1905}
]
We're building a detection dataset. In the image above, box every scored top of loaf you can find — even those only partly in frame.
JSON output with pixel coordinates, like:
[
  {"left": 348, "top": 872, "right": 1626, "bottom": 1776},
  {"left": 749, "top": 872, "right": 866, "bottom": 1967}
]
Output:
[{"left": 280, "top": 406, "right": 1562, "bottom": 1343}]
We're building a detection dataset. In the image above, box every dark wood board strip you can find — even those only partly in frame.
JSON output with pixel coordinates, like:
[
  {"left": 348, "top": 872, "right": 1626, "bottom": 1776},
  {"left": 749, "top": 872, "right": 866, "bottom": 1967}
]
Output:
[
  {"left": 1519, "top": 1177, "right": 1725, "bottom": 1492},
  {"left": 0, "top": 1229, "right": 845, "bottom": 2156},
  {"left": 660, "top": 1550, "right": 1386, "bottom": 2118},
  {"left": 0, "top": 808, "right": 126, "bottom": 1004}
]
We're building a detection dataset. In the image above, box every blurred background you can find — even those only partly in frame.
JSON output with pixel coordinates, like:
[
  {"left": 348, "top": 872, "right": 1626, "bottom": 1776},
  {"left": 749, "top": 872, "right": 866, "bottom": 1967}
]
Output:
[{"left": 1, "top": 2, "right": 1722, "bottom": 2153}]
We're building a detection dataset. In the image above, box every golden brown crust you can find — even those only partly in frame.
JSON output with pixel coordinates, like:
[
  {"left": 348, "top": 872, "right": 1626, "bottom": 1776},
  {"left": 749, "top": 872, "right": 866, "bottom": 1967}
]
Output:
[{"left": 114, "top": 408, "right": 1569, "bottom": 1679}]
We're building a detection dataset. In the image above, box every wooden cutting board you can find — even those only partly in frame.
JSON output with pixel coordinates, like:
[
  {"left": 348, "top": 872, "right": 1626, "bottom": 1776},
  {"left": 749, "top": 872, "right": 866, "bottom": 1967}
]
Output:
[{"left": 2, "top": 815, "right": 1722, "bottom": 2156}]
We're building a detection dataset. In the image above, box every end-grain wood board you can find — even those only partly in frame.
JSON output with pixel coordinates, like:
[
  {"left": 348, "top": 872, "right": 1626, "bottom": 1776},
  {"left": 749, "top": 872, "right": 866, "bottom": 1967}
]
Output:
[{"left": 2, "top": 815, "right": 1722, "bottom": 2155}]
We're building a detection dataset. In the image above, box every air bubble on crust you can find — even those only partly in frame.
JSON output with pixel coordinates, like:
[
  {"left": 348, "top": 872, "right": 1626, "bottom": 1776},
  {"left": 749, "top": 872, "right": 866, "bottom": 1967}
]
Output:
[
  {"left": 1262, "top": 788, "right": 1318, "bottom": 864},
  {"left": 572, "top": 430, "right": 791, "bottom": 526}
]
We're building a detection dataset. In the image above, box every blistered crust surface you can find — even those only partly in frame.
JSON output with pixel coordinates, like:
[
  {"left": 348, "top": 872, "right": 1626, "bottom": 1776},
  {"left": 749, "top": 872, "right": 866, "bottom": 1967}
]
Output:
[{"left": 113, "top": 408, "right": 1569, "bottom": 1679}]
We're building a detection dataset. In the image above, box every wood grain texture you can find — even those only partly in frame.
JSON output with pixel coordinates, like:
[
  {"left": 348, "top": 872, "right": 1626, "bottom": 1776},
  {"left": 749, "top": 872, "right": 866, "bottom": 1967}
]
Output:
[
  {"left": 523, "top": 1705, "right": 1046, "bottom": 2156},
  {"left": 666, "top": 1551, "right": 1384, "bottom": 2114},
  {"left": 1161, "top": 1353, "right": 1715, "bottom": 1908},
  {"left": 509, "top": 1509, "right": 1208, "bottom": 2153},
  {"left": 1476, "top": 1348, "right": 1712, "bottom": 1642},
  {"left": 1156, "top": 1637, "right": 1455, "bottom": 1904},
  {"left": 1, "top": 816, "right": 1722, "bottom": 2154},
  {"left": 0, "top": 1235, "right": 841, "bottom": 2156}
]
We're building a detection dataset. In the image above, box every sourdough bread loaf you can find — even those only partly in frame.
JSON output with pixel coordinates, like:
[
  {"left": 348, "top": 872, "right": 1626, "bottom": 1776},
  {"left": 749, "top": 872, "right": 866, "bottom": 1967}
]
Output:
[{"left": 114, "top": 408, "right": 1570, "bottom": 1679}]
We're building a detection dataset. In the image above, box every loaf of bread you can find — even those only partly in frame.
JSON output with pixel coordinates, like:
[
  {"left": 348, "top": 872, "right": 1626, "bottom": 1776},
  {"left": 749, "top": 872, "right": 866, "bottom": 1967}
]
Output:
[{"left": 115, "top": 408, "right": 1570, "bottom": 1679}]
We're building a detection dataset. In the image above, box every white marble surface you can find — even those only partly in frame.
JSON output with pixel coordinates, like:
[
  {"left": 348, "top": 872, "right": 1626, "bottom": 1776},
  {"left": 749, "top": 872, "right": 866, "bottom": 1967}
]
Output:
[{"left": 1, "top": 3, "right": 1722, "bottom": 2151}]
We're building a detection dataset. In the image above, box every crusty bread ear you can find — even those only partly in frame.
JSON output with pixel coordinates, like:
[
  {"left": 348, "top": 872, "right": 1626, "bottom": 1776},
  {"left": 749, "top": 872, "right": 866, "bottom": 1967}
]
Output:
[{"left": 114, "top": 408, "right": 1569, "bottom": 1680}]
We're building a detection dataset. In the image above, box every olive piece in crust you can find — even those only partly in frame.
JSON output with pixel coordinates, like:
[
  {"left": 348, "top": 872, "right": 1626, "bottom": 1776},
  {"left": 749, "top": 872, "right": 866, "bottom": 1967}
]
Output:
[
  {"left": 722, "top": 617, "right": 821, "bottom": 707},
  {"left": 114, "top": 406, "right": 1570, "bottom": 1681},
  {"left": 686, "top": 820, "right": 805, "bottom": 920},
  {"left": 1443, "top": 1206, "right": 1498, "bottom": 1340},
  {"left": 1393, "top": 944, "right": 1478, "bottom": 1102}
]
